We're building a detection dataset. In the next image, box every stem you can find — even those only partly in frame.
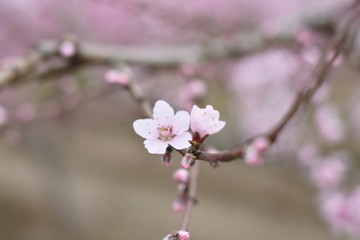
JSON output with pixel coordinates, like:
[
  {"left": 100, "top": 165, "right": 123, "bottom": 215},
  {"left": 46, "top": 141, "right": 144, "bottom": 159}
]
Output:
[
  {"left": 180, "top": 162, "right": 200, "bottom": 231},
  {"left": 193, "top": 3, "right": 360, "bottom": 163}
]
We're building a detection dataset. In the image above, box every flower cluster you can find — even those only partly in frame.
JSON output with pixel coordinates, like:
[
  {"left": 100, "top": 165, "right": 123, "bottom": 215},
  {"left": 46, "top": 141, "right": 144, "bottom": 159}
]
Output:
[{"left": 133, "top": 100, "right": 225, "bottom": 155}]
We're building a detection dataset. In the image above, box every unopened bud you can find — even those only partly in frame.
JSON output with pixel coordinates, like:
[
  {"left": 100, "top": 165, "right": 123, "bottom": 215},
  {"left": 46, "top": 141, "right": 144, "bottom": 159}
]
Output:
[
  {"left": 161, "top": 152, "right": 173, "bottom": 167},
  {"left": 181, "top": 153, "right": 196, "bottom": 169},
  {"left": 172, "top": 196, "right": 187, "bottom": 213},
  {"left": 176, "top": 230, "right": 190, "bottom": 240},
  {"left": 104, "top": 70, "right": 129, "bottom": 86},
  {"left": 177, "top": 182, "right": 188, "bottom": 193},
  {"left": 244, "top": 146, "right": 263, "bottom": 166},
  {"left": 59, "top": 41, "right": 76, "bottom": 58},
  {"left": 173, "top": 169, "right": 190, "bottom": 183},
  {"left": 252, "top": 137, "right": 270, "bottom": 154}
]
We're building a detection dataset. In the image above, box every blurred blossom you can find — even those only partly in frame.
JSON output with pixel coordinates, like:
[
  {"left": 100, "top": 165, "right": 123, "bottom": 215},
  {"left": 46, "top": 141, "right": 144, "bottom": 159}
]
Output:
[
  {"left": 318, "top": 189, "right": 360, "bottom": 237},
  {"left": 231, "top": 49, "right": 297, "bottom": 135},
  {"left": 314, "top": 104, "right": 345, "bottom": 143},
  {"left": 177, "top": 79, "right": 207, "bottom": 111},
  {"left": 310, "top": 155, "right": 348, "bottom": 189},
  {"left": 301, "top": 46, "right": 321, "bottom": 66},
  {"left": 297, "top": 143, "right": 320, "bottom": 167},
  {"left": 16, "top": 103, "right": 37, "bottom": 123}
]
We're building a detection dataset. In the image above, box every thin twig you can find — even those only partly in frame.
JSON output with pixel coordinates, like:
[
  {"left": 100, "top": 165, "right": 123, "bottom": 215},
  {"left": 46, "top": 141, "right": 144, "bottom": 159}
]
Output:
[
  {"left": 193, "top": 3, "right": 360, "bottom": 163},
  {"left": 180, "top": 162, "right": 200, "bottom": 231}
]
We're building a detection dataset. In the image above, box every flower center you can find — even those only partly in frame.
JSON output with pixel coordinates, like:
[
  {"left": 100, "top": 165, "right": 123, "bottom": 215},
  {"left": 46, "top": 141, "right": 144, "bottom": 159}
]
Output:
[{"left": 158, "top": 125, "right": 173, "bottom": 141}]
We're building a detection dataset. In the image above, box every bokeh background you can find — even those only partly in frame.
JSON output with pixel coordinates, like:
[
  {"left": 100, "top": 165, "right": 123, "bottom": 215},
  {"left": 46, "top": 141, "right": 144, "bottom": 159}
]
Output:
[{"left": 1, "top": 0, "right": 360, "bottom": 240}]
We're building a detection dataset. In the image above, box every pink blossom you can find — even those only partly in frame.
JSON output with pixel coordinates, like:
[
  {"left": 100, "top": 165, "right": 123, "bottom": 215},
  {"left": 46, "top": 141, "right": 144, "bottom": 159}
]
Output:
[
  {"left": 176, "top": 230, "right": 190, "bottom": 240},
  {"left": 104, "top": 69, "right": 129, "bottom": 85},
  {"left": 190, "top": 105, "right": 225, "bottom": 139},
  {"left": 133, "top": 100, "right": 192, "bottom": 154},
  {"left": 319, "top": 192, "right": 353, "bottom": 235},
  {"left": 177, "top": 79, "right": 207, "bottom": 111},
  {"left": 297, "top": 144, "right": 319, "bottom": 167},
  {"left": 173, "top": 169, "right": 190, "bottom": 183},
  {"left": 314, "top": 104, "right": 345, "bottom": 143},
  {"left": 318, "top": 190, "right": 360, "bottom": 237},
  {"left": 310, "top": 156, "right": 347, "bottom": 189}
]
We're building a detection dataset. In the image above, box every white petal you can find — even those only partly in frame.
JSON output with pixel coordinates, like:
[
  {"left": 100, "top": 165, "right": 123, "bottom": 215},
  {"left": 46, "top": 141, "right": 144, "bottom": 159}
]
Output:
[
  {"left": 133, "top": 119, "right": 158, "bottom": 139},
  {"left": 153, "top": 100, "right": 174, "bottom": 123},
  {"left": 190, "top": 105, "right": 202, "bottom": 119},
  {"left": 144, "top": 139, "right": 168, "bottom": 154},
  {"left": 209, "top": 120, "right": 226, "bottom": 135},
  {"left": 173, "top": 111, "right": 190, "bottom": 134},
  {"left": 190, "top": 105, "right": 202, "bottom": 132},
  {"left": 168, "top": 132, "right": 192, "bottom": 150}
]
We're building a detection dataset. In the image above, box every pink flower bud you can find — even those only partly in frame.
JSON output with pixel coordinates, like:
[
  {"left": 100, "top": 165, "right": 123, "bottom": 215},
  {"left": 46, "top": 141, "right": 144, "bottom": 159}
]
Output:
[
  {"left": 244, "top": 146, "right": 263, "bottom": 166},
  {"left": 172, "top": 197, "right": 187, "bottom": 213},
  {"left": 173, "top": 169, "right": 190, "bottom": 183},
  {"left": 59, "top": 41, "right": 76, "bottom": 58},
  {"left": 161, "top": 152, "right": 173, "bottom": 167},
  {"left": 177, "top": 182, "right": 188, "bottom": 193},
  {"left": 181, "top": 153, "right": 196, "bottom": 169},
  {"left": 176, "top": 230, "right": 190, "bottom": 240},
  {"left": 252, "top": 137, "right": 270, "bottom": 153},
  {"left": 104, "top": 70, "right": 129, "bottom": 86}
]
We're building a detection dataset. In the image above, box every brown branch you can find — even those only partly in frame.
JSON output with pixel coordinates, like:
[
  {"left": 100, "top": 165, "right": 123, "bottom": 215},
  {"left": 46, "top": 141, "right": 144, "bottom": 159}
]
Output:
[
  {"left": 0, "top": 28, "right": 291, "bottom": 91},
  {"left": 194, "top": 3, "right": 360, "bottom": 164},
  {"left": 180, "top": 162, "right": 200, "bottom": 231},
  {"left": 36, "top": 32, "right": 275, "bottom": 67},
  {"left": 0, "top": 48, "right": 57, "bottom": 89}
]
